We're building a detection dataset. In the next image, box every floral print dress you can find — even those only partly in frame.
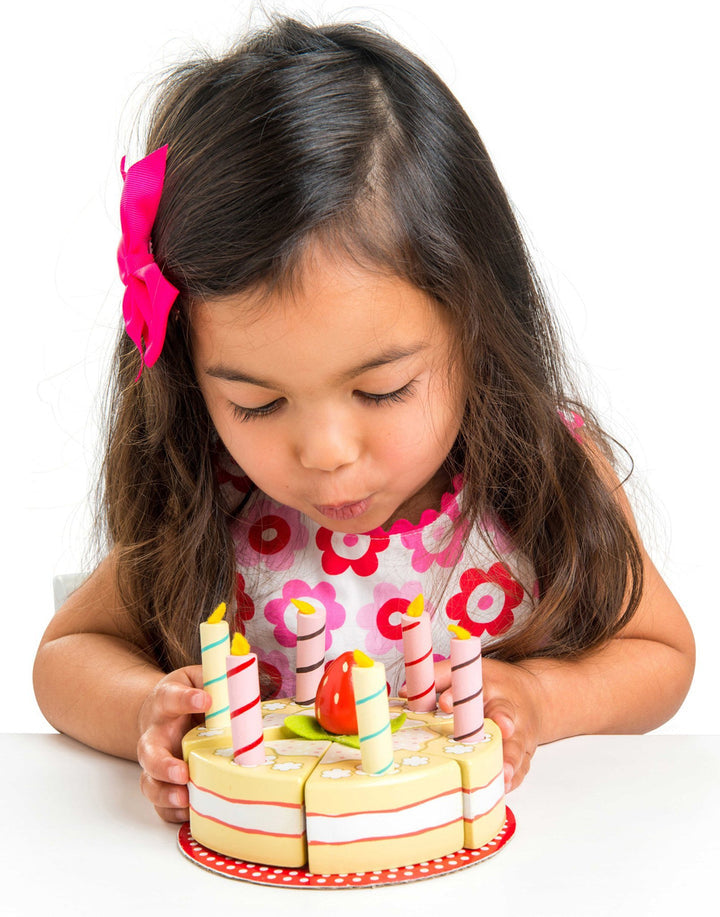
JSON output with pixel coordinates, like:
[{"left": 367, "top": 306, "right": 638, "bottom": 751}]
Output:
[{"left": 217, "top": 453, "right": 536, "bottom": 698}]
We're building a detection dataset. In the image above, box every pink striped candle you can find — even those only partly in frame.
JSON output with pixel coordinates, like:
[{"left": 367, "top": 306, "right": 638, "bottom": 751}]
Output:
[
  {"left": 401, "top": 594, "right": 436, "bottom": 712},
  {"left": 226, "top": 633, "right": 266, "bottom": 765},
  {"left": 448, "top": 624, "right": 485, "bottom": 743},
  {"left": 291, "top": 599, "right": 326, "bottom": 706}
]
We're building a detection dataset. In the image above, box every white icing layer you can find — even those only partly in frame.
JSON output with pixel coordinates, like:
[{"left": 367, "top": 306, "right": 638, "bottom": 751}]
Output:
[
  {"left": 463, "top": 771, "right": 504, "bottom": 819},
  {"left": 189, "top": 783, "right": 305, "bottom": 838},
  {"left": 306, "top": 786, "right": 463, "bottom": 844}
]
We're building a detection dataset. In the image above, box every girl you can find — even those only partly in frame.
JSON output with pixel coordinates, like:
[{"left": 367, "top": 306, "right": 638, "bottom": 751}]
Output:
[{"left": 33, "top": 17, "right": 694, "bottom": 825}]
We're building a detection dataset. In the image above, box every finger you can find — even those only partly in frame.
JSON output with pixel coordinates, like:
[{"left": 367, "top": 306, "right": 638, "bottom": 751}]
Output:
[
  {"left": 155, "top": 805, "right": 190, "bottom": 824},
  {"left": 437, "top": 686, "right": 453, "bottom": 714},
  {"left": 513, "top": 749, "right": 534, "bottom": 789},
  {"left": 483, "top": 696, "right": 516, "bottom": 740},
  {"left": 504, "top": 748, "right": 533, "bottom": 792},
  {"left": 140, "top": 771, "right": 190, "bottom": 811},
  {"left": 153, "top": 682, "right": 211, "bottom": 720},
  {"left": 137, "top": 736, "right": 189, "bottom": 785},
  {"left": 433, "top": 658, "right": 452, "bottom": 692}
]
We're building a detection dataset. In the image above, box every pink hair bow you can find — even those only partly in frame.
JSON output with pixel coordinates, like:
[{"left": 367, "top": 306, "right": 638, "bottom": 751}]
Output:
[{"left": 117, "top": 145, "right": 179, "bottom": 371}]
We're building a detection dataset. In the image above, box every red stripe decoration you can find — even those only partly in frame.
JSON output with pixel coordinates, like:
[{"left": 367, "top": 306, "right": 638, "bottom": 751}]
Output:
[
  {"left": 226, "top": 657, "right": 255, "bottom": 679},
  {"left": 462, "top": 770, "right": 503, "bottom": 795},
  {"left": 405, "top": 646, "right": 433, "bottom": 668},
  {"left": 402, "top": 619, "right": 421, "bottom": 634},
  {"left": 407, "top": 682, "right": 436, "bottom": 703},
  {"left": 226, "top": 650, "right": 266, "bottom": 765},
  {"left": 230, "top": 693, "right": 261, "bottom": 719},
  {"left": 188, "top": 806, "right": 304, "bottom": 839},
  {"left": 190, "top": 781, "right": 303, "bottom": 809},
  {"left": 306, "top": 785, "right": 460, "bottom": 819},
  {"left": 234, "top": 734, "right": 264, "bottom": 758}
]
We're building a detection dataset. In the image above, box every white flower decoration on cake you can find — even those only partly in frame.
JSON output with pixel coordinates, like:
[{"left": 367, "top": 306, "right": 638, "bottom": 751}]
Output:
[
  {"left": 197, "top": 727, "right": 225, "bottom": 737},
  {"left": 321, "top": 768, "right": 353, "bottom": 779},
  {"left": 443, "top": 743, "right": 475, "bottom": 755},
  {"left": 272, "top": 761, "right": 303, "bottom": 771},
  {"left": 263, "top": 702, "right": 288, "bottom": 711},
  {"left": 214, "top": 747, "right": 234, "bottom": 757},
  {"left": 401, "top": 755, "right": 429, "bottom": 767}
]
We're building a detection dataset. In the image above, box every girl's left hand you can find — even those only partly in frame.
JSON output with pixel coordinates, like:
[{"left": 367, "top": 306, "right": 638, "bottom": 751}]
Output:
[{"left": 434, "top": 657, "right": 544, "bottom": 792}]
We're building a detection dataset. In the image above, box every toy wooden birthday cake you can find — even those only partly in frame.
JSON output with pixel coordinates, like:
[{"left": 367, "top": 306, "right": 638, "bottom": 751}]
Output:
[{"left": 183, "top": 598, "right": 507, "bottom": 875}]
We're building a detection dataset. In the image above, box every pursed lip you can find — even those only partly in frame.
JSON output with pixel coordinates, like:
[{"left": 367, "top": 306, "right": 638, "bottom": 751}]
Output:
[{"left": 313, "top": 497, "right": 372, "bottom": 521}]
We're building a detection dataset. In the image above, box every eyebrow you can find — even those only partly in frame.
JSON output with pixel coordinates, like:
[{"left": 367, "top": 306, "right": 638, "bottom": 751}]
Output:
[{"left": 206, "top": 345, "right": 425, "bottom": 388}]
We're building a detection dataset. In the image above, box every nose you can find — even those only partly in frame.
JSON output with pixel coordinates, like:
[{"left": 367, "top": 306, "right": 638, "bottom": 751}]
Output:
[{"left": 296, "top": 409, "right": 360, "bottom": 472}]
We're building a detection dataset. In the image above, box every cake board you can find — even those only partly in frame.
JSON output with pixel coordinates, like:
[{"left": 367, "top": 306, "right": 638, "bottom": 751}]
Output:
[{"left": 178, "top": 806, "right": 515, "bottom": 888}]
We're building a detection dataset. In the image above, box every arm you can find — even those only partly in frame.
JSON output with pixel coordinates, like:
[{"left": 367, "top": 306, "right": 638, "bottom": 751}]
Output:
[
  {"left": 33, "top": 552, "right": 211, "bottom": 821},
  {"left": 437, "top": 453, "right": 695, "bottom": 791}
]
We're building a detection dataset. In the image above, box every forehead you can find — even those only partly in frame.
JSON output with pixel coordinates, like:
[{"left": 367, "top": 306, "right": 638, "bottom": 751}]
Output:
[{"left": 191, "top": 247, "right": 455, "bottom": 370}]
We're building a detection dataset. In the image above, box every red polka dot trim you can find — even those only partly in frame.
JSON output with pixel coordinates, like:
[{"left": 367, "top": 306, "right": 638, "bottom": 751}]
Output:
[{"left": 178, "top": 807, "right": 515, "bottom": 888}]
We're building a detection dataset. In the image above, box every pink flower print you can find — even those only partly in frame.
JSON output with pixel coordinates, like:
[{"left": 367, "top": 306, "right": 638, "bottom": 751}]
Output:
[
  {"left": 316, "top": 528, "right": 389, "bottom": 577},
  {"left": 264, "top": 579, "right": 346, "bottom": 651},
  {"left": 234, "top": 503, "right": 309, "bottom": 572},
  {"left": 446, "top": 563, "right": 525, "bottom": 638},
  {"left": 399, "top": 488, "right": 465, "bottom": 572},
  {"left": 233, "top": 572, "right": 255, "bottom": 633},
  {"left": 356, "top": 581, "right": 424, "bottom": 656}
]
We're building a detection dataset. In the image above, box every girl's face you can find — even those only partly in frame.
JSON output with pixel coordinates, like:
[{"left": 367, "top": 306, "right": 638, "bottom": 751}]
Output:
[{"left": 192, "top": 247, "right": 465, "bottom": 533}]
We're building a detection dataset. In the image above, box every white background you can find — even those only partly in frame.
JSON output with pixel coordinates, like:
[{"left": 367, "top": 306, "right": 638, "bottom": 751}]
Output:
[{"left": 5, "top": 0, "right": 717, "bottom": 735}]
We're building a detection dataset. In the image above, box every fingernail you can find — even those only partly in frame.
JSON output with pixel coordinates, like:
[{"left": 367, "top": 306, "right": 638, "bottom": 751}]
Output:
[
  {"left": 504, "top": 763, "right": 514, "bottom": 791},
  {"left": 191, "top": 692, "right": 206, "bottom": 710},
  {"left": 170, "top": 766, "right": 185, "bottom": 784}
]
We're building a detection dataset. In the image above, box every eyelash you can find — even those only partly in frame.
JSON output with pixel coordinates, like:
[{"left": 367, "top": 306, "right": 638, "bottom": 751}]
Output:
[{"left": 230, "top": 381, "right": 417, "bottom": 422}]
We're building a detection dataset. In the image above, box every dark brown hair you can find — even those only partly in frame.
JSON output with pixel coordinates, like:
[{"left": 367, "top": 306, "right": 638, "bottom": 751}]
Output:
[{"left": 101, "top": 16, "right": 642, "bottom": 673}]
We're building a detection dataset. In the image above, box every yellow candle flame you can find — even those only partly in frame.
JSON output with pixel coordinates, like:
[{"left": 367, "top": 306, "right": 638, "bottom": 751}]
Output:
[
  {"left": 230, "top": 632, "right": 251, "bottom": 656},
  {"left": 448, "top": 624, "right": 471, "bottom": 640},
  {"left": 405, "top": 594, "right": 424, "bottom": 617},
  {"left": 291, "top": 598, "right": 316, "bottom": 616},
  {"left": 206, "top": 602, "right": 227, "bottom": 625},
  {"left": 353, "top": 649, "right": 374, "bottom": 667}
]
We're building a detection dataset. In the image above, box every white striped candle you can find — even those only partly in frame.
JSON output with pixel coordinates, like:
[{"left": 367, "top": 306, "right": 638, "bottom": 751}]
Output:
[
  {"left": 199, "top": 602, "right": 230, "bottom": 727},
  {"left": 292, "top": 599, "right": 326, "bottom": 705},
  {"left": 448, "top": 625, "right": 485, "bottom": 743},
  {"left": 401, "top": 594, "right": 437, "bottom": 711},
  {"left": 226, "top": 633, "right": 266, "bottom": 765},
  {"left": 351, "top": 651, "right": 394, "bottom": 775}
]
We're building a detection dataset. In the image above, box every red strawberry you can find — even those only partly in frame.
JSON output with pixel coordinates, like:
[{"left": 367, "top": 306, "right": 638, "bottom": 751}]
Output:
[{"left": 315, "top": 652, "right": 358, "bottom": 735}]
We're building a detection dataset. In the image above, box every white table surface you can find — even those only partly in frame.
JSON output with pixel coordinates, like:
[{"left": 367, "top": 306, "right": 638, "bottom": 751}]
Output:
[{"left": 2, "top": 733, "right": 718, "bottom": 916}]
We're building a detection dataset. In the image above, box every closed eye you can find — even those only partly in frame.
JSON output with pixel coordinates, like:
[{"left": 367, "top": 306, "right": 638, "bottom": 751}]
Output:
[
  {"left": 355, "top": 381, "right": 417, "bottom": 406},
  {"left": 229, "top": 380, "right": 416, "bottom": 421},
  {"left": 230, "top": 399, "right": 284, "bottom": 422}
]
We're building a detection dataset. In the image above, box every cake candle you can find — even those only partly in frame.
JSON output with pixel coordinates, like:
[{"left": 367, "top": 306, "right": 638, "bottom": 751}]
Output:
[
  {"left": 351, "top": 651, "right": 394, "bottom": 776},
  {"left": 200, "top": 602, "right": 231, "bottom": 727},
  {"left": 291, "top": 598, "right": 327, "bottom": 706},
  {"left": 401, "top": 594, "right": 437, "bottom": 712},
  {"left": 448, "top": 624, "right": 485, "bottom": 743},
  {"left": 226, "top": 633, "right": 266, "bottom": 766}
]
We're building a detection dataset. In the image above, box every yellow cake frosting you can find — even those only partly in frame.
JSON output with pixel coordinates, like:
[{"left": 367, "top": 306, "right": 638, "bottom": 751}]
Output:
[{"left": 182, "top": 698, "right": 505, "bottom": 874}]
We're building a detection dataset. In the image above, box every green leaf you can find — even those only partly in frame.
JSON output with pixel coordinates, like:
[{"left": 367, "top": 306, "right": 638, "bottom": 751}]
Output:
[{"left": 283, "top": 712, "right": 407, "bottom": 749}]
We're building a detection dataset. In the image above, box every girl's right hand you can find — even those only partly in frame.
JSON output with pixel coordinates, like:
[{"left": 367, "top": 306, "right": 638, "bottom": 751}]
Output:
[{"left": 136, "top": 666, "right": 211, "bottom": 822}]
